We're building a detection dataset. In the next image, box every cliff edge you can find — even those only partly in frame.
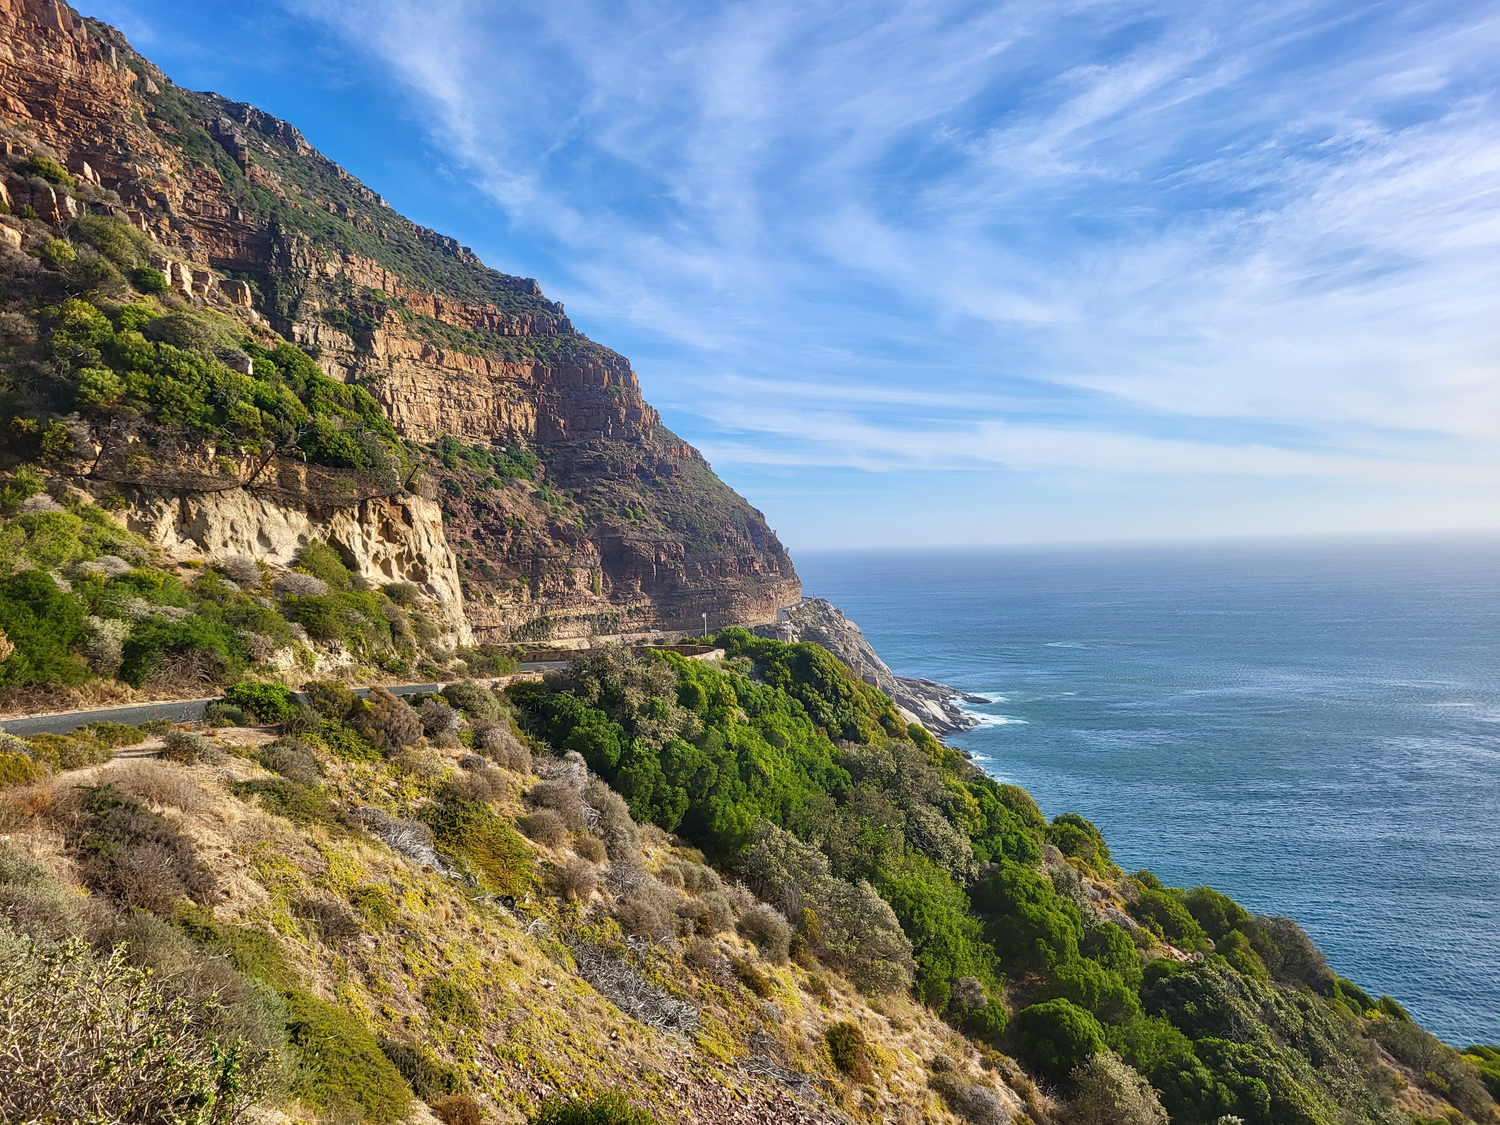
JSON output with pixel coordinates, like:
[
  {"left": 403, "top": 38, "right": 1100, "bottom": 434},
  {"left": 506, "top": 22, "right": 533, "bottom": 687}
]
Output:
[{"left": 0, "top": 0, "right": 799, "bottom": 642}]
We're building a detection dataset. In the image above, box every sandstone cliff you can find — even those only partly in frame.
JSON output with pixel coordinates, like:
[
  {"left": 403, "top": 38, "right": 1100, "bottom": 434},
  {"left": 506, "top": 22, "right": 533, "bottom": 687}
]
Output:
[{"left": 0, "top": 0, "right": 799, "bottom": 640}]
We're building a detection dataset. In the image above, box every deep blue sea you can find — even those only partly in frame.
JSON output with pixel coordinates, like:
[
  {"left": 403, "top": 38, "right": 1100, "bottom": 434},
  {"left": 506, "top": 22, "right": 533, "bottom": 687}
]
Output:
[{"left": 794, "top": 537, "right": 1500, "bottom": 1047}]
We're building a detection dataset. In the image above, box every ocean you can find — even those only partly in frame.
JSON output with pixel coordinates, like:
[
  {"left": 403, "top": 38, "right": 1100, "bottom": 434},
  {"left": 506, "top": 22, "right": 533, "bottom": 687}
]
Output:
[{"left": 793, "top": 536, "right": 1500, "bottom": 1047}]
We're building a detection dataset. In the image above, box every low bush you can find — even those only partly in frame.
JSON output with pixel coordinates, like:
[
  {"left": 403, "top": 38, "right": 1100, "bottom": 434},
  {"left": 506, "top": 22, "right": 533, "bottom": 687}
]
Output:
[
  {"left": 738, "top": 904, "right": 791, "bottom": 965},
  {"left": 0, "top": 936, "right": 248, "bottom": 1125},
  {"left": 231, "top": 778, "right": 338, "bottom": 827},
  {"left": 551, "top": 855, "right": 598, "bottom": 901},
  {"left": 0, "top": 750, "right": 43, "bottom": 786},
  {"left": 359, "top": 686, "right": 424, "bottom": 749},
  {"left": 613, "top": 878, "right": 683, "bottom": 940},
  {"left": 81, "top": 721, "right": 144, "bottom": 747},
  {"left": 479, "top": 724, "right": 531, "bottom": 772},
  {"left": 379, "top": 1040, "right": 463, "bottom": 1101},
  {"left": 220, "top": 682, "right": 296, "bottom": 725},
  {"left": 826, "top": 1021, "right": 872, "bottom": 1083},
  {"left": 732, "top": 955, "right": 775, "bottom": 998},
  {"left": 302, "top": 679, "right": 356, "bottom": 719},
  {"left": 161, "top": 728, "right": 214, "bottom": 763},
  {"left": 73, "top": 783, "right": 217, "bottom": 913},
  {"left": 530, "top": 1093, "right": 657, "bottom": 1125},
  {"left": 432, "top": 1094, "right": 483, "bottom": 1125},
  {"left": 312, "top": 719, "right": 382, "bottom": 762},
  {"left": 351, "top": 884, "right": 399, "bottom": 929},
  {"left": 108, "top": 761, "right": 208, "bottom": 815},
  {"left": 258, "top": 738, "right": 322, "bottom": 787},
  {"left": 1072, "top": 1049, "right": 1169, "bottom": 1125},
  {"left": 572, "top": 833, "right": 607, "bottom": 864},
  {"left": 443, "top": 766, "right": 507, "bottom": 804},
  {"left": 519, "top": 809, "right": 568, "bottom": 846},
  {"left": 585, "top": 778, "right": 641, "bottom": 866},
  {"left": 204, "top": 701, "right": 245, "bottom": 727},
  {"left": 294, "top": 896, "right": 361, "bottom": 941},
  {"left": 529, "top": 779, "right": 586, "bottom": 829},
  {"left": 175, "top": 906, "right": 300, "bottom": 992},
  {"left": 421, "top": 798, "right": 536, "bottom": 896},
  {"left": 442, "top": 679, "right": 500, "bottom": 721},
  {"left": 929, "top": 1072, "right": 1010, "bottom": 1125},
  {"left": 422, "top": 978, "right": 481, "bottom": 1027},
  {"left": 285, "top": 989, "right": 411, "bottom": 1124},
  {"left": 35, "top": 730, "right": 112, "bottom": 769}
]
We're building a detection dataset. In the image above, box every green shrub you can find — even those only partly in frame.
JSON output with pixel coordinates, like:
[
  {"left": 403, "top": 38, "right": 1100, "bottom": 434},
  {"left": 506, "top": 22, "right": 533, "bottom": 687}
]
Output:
[
  {"left": 81, "top": 721, "right": 145, "bottom": 748},
  {"left": 311, "top": 719, "right": 382, "bottom": 762},
  {"left": 1129, "top": 888, "right": 1208, "bottom": 950},
  {"left": 825, "top": 1020, "right": 872, "bottom": 1082},
  {"left": 530, "top": 1093, "right": 656, "bottom": 1125},
  {"left": 175, "top": 906, "right": 299, "bottom": 992},
  {"left": 302, "top": 679, "right": 356, "bottom": 719},
  {"left": 0, "top": 570, "right": 91, "bottom": 686},
  {"left": 291, "top": 540, "right": 352, "bottom": 591},
  {"left": 231, "top": 778, "right": 337, "bottom": 827},
  {"left": 19, "top": 156, "right": 74, "bottom": 185},
  {"left": 1184, "top": 885, "right": 1251, "bottom": 941},
  {"left": 441, "top": 678, "right": 499, "bottom": 721},
  {"left": 220, "top": 682, "right": 296, "bottom": 725},
  {"left": 284, "top": 989, "right": 411, "bottom": 1124},
  {"left": 0, "top": 750, "right": 43, "bottom": 786},
  {"left": 25, "top": 731, "right": 111, "bottom": 770},
  {"left": 731, "top": 955, "right": 775, "bottom": 998},
  {"left": 1463, "top": 1045, "right": 1500, "bottom": 1101},
  {"left": 119, "top": 615, "right": 242, "bottom": 688},
  {"left": 350, "top": 884, "right": 399, "bottom": 929},
  {"left": 204, "top": 701, "right": 245, "bottom": 727},
  {"left": 130, "top": 266, "right": 169, "bottom": 294},
  {"left": 1009, "top": 998, "right": 1106, "bottom": 1085},
  {"left": 379, "top": 1040, "right": 462, "bottom": 1101},
  {"left": 421, "top": 799, "right": 536, "bottom": 896},
  {"left": 72, "top": 214, "right": 150, "bottom": 272},
  {"left": 421, "top": 978, "right": 481, "bottom": 1027},
  {"left": 1046, "top": 813, "right": 1113, "bottom": 876}
]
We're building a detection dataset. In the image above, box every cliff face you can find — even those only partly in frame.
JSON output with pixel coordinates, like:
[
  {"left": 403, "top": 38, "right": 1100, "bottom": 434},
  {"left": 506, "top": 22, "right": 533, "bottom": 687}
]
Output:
[{"left": 0, "top": 0, "right": 799, "bottom": 640}]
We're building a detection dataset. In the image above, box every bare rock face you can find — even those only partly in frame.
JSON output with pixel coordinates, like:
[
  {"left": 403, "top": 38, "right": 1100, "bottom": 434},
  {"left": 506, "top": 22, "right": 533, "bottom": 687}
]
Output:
[
  {"left": 757, "top": 598, "right": 981, "bottom": 735},
  {"left": 120, "top": 487, "right": 472, "bottom": 644},
  {"left": 0, "top": 0, "right": 799, "bottom": 641}
]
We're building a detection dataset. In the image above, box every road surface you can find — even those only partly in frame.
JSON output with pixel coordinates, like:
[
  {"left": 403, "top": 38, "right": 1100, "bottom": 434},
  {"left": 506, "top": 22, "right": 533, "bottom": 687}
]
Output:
[{"left": 0, "top": 665, "right": 563, "bottom": 737}]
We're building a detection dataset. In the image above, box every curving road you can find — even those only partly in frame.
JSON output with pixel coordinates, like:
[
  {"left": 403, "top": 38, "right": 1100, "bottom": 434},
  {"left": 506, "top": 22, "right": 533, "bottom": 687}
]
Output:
[{"left": 0, "top": 665, "right": 563, "bottom": 737}]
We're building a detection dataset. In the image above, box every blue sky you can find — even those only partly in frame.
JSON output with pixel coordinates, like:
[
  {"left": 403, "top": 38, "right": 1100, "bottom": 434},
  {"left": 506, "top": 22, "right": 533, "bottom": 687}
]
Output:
[{"left": 87, "top": 0, "right": 1500, "bottom": 548}]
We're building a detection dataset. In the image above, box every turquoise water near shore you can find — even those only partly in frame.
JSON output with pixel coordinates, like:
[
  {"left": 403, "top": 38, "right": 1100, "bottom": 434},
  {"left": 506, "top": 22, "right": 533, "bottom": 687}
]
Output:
[{"left": 793, "top": 537, "right": 1500, "bottom": 1046}]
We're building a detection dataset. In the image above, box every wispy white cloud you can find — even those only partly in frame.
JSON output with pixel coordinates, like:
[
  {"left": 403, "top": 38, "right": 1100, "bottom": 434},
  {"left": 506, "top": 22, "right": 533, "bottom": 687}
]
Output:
[{"left": 288, "top": 0, "right": 1500, "bottom": 539}]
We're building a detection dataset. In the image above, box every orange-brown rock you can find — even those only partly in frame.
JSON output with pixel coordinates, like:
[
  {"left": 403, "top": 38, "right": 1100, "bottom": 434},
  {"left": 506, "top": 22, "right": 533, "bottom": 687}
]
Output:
[{"left": 0, "top": 0, "right": 800, "bottom": 639}]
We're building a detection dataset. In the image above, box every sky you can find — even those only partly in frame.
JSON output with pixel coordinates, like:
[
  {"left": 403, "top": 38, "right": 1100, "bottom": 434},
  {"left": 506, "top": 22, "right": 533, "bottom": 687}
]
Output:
[{"left": 83, "top": 0, "right": 1500, "bottom": 549}]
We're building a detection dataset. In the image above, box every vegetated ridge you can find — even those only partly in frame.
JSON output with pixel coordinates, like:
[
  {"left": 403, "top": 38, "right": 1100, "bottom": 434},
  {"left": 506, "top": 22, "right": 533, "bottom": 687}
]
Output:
[
  {"left": 0, "top": 0, "right": 799, "bottom": 655},
  {"left": 1, "top": 630, "right": 1496, "bottom": 1125}
]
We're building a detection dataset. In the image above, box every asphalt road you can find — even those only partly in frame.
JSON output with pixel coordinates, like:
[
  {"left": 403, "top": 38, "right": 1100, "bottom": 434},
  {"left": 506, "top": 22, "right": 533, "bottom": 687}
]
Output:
[{"left": 0, "top": 669, "right": 560, "bottom": 737}]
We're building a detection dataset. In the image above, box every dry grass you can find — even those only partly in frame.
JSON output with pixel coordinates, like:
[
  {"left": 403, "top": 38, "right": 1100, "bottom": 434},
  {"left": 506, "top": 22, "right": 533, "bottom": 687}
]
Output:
[
  {"left": 106, "top": 761, "right": 211, "bottom": 816},
  {"left": 0, "top": 679, "right": 138, "bottom": 719}
]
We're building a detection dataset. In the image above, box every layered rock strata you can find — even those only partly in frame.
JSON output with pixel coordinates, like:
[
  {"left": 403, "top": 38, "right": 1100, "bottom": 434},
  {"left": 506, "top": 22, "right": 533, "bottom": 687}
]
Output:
[{"left": 0, "top": 0, "right": 800, "bottom": 640}]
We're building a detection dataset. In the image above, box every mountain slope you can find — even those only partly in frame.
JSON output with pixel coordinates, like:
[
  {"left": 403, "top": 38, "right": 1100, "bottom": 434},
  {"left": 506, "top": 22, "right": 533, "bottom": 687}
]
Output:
[{"left": 0, "top": 0, "right": 798, "bottom": 642}]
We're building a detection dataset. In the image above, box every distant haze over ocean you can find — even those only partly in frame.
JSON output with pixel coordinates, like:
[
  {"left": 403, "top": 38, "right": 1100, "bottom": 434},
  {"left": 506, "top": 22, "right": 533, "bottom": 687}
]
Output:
[{"left": 795, "top": 536, "right": 1500, "bottom": 1046}]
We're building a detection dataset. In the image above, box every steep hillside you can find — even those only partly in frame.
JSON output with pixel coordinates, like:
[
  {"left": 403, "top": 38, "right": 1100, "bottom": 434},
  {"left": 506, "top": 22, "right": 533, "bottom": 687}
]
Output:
[
  {"left": 2, "top": 640, "right": 1492, "bottom": 1125},
  {"left": 0, "top": 0, "right": 799, "bottom": 643}
]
